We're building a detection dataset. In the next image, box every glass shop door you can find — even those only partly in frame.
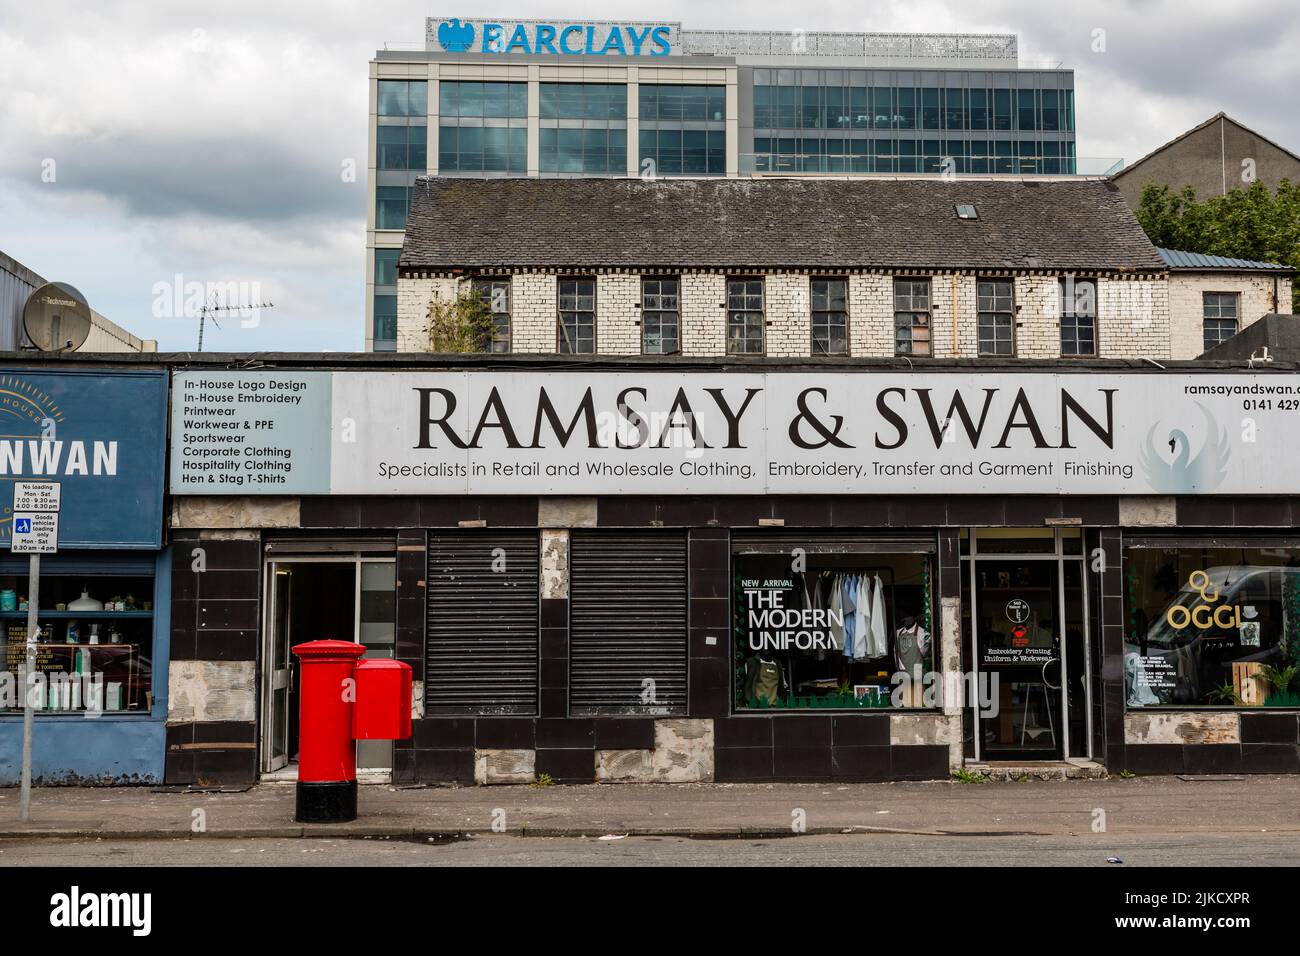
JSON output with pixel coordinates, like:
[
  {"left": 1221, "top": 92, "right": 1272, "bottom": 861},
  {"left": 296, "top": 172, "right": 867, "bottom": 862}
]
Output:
[{"left": 963, "top": 529, "right": 1091, "bottom": 762}]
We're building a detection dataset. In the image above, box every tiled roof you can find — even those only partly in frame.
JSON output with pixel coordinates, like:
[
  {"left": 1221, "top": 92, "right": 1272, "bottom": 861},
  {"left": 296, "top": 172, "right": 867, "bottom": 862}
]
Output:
[
  {"left": 1158, "top": 247, "right": 1295, "bottom": 272},
  {"left": 400, "top": 176, "right": 1168, "bottom": 273}
]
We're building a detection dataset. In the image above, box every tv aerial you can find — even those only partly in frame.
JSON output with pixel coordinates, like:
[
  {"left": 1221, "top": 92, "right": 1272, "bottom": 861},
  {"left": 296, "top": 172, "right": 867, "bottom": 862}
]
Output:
[
  {"left": 22, "top": 282, "right": 93, "bottom": 352},
  {"left": 197, "top": 293, "right": 275, "bottom": 351}
]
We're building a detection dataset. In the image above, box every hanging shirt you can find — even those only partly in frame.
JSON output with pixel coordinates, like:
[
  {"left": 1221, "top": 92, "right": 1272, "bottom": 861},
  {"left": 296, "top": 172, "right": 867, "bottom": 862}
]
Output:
[
  {"left": 853, "top": 574, "right": 872, "bottom": 660},
  {"left": 829, "top": 576, "right": 845, "bottom": 651},
  {"left": 841, "top": 574, "right": 858, "bottom": 658},
  {"left": 869, "top": 573, "right": 888, "bottom": 658}
]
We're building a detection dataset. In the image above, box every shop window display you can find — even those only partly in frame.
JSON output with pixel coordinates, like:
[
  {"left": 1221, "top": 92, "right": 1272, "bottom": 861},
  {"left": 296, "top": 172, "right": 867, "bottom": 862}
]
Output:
[
  {"left": 1124, "top": 546, "right": 1300, "bottom": 708},
  {"left": 733, "top": 552, "right": 934, "bottom": 710},
  {"left": 1, "top": 574, "right": 154, "bottom": 714}
]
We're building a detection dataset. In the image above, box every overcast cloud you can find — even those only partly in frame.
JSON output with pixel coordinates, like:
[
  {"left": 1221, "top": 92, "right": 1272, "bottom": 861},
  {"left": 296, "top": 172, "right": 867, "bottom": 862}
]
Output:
[{"left": 1, "top": 0, "right": 1296, "bottom": 352}]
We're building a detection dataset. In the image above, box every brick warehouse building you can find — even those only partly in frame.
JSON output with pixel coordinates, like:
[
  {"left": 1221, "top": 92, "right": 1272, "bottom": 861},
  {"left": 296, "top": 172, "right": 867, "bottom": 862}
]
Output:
[{"left": 393, "top": 177, "right": 1292, "bottom": 359}]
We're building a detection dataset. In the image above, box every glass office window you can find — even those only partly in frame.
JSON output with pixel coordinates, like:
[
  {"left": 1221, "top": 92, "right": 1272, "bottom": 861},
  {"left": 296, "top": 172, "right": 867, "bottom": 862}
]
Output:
[
  {"left": 639, "top": 128, "right": 725, "bottom": 175},
  {"left": 373, "top": 293, "right": 397, "bottom": 346},
  {"left": 641, "top": 277, "right": 680, "bottom": 355},
  {"left": 977, "top": 279, "right": 1015, "bottom": 356},
  {"left": 811, "top": 278, "right": 848, "bottom": 356},
  {"left": 377, "top": 125, "right": 427, "bottom": 170},
  {"left": 1018, "top": 90, "right": 1038, "bottom": 131},
  {"left": 1203, "top": 292, "right": 1240, "bottom": 350},
  {"left": 473, "top": 279, "right": 511, "bottom": 353},
  {"left": 374, "top": 249, "right": 399, "bottom": 288},
  {"left": 726, "top": 278, "right": 765, "bottom": 355},
  {"left": 438, "top": 81, "right": 527, "bottom": 118},
  {"left": 968, "top": 88, "right": 990, "bottom": 130},
  {"left": 439, "top": 125, "right": 527, "bottom": 173},
  {"left": 558, "top": 278, "right": 596, "bottom": 354},
  {"left": 639, "top": 85, "right": 724, "bottom": 122},
  {"left": 944, "top": 88, "right": 965, "bottom": 130},
  {"left": 993, "top": 89, "right": 1013, "bottom": 131},
  {"left": 540, "top": 127, "right": 626, "bottom": 174},
  {"left": 539, "top": 83, "right": 626, "bottom": 120},
  {"left": 375, "top": 186, "right": 409, "bottom": 230},
  {"left": 894, "top": 278, "right": 932, "bottom": 357},
  {"left": 378, "top": 80, "right": 427, "bottom": 117},
  {"left": 749, "top": 73, "right": 1074, "bottom": 175},
  {"left": 1059, "top": 277, "right": 1097, "bottom": 356}
]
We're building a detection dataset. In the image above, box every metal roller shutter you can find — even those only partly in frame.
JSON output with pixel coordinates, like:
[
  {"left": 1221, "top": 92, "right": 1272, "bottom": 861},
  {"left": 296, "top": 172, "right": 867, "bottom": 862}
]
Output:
[
  {"left": 425, "top": 531, "right": 539, "bottom": 715},
  {"left": 569, "top": 531, "right": 688, "bottom": 715}
]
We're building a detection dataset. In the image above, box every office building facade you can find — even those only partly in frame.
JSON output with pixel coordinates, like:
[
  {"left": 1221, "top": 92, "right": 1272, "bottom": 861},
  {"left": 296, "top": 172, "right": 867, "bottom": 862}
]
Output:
[{"left": 368, "top": 18, "right": 1079, "bottom": 350}]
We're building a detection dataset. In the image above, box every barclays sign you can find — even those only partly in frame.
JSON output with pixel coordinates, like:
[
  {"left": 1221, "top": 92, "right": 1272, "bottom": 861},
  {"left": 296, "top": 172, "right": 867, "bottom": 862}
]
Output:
[{"left": 427, "top": 17, "right": 679, "bottom": 57}]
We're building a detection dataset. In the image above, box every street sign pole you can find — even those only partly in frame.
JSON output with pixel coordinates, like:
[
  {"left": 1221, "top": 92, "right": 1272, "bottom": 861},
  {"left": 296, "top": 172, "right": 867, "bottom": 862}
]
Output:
[
  {"left": 12, "top": 480, "right": 60, "bottom": 823},
  {"left": 19, "top": 553, "right": 38, "bottom": 822}
]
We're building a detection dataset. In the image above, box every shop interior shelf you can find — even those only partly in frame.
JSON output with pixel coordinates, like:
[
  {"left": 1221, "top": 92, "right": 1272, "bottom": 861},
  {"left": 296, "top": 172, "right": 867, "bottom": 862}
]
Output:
[{"left": 0, "top": 610, "right": 152, "bottom": 619}]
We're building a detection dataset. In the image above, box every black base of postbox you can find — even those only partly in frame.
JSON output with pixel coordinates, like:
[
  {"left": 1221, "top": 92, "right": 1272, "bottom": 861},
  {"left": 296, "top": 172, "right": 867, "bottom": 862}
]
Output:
[{"left": 295, "top": 780, "right": 358, "bottom": 823}]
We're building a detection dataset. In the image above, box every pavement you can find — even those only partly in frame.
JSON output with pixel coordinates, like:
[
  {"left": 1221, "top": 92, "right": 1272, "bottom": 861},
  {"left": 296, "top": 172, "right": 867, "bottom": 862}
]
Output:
[{"left": 1, "top": 774, "right": 1298, "bottom": 841}]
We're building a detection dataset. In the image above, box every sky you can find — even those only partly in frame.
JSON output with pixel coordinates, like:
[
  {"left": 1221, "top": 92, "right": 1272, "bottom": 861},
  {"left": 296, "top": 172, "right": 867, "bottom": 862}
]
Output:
[{"left": 1, "top": 0, "right": 1297, "bottom": 353}]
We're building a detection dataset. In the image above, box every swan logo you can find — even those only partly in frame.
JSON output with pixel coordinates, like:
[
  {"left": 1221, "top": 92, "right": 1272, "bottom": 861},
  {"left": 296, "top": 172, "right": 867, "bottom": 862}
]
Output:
[
  {"left": 437, "top": 18, "right": 474, "bottom": 52},
  {"left": 1138, "top": 402, "right": 1230, "bottom": 493}
]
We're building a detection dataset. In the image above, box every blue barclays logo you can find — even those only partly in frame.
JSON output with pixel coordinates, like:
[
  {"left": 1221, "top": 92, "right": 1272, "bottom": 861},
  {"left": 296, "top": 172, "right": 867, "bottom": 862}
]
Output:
[
  {"left": 437, "top": 20, "right": 673, "bottom": 56},
  {"left": 437, "top": 18, "right": 474, "bottom": 52}
]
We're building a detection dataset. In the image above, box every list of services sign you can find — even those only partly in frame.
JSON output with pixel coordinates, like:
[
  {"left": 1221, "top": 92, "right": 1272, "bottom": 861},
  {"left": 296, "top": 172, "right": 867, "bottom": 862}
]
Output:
[{"left": 169, "top": 370, "right": 1300, "bottom": 496}]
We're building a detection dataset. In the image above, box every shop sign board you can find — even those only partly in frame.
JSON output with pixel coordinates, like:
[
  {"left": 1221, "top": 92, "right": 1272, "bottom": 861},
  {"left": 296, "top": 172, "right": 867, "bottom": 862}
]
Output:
[
  {"left": 1, "top": 370, "right": 167, "bottom": 548},
  {"left": 170, "top": 370, "right": 1300, "bottom": 497}
]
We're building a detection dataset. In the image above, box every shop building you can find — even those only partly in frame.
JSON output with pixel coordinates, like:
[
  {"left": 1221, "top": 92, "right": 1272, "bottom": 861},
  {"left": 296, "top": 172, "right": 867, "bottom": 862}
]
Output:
[
  {"left": 369, "top": 17, "right": 1082, "bottom": 348},
  {"left": 153, "top": 352, "right": 1300, "bottom": 787},
  {"left": 0, "top": 365, "right": 170, "bottom": 784}
]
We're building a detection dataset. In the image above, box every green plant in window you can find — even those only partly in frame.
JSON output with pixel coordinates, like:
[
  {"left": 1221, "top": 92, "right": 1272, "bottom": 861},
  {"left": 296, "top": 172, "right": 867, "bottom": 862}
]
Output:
[
  {"left": 1257, "top": 663, "right": 1299, "bottom": 701},
  {"left": 1206, "top": 682, "right": 1244, "bottom": 706},
  {"left": 1285, "top": 573, "right": 1300, "bottom": 663}
]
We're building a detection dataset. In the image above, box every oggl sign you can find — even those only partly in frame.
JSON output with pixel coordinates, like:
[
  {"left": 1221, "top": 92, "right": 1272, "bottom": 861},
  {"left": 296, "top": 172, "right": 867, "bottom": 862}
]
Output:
[{"left": 1166, "top": 570, "right": 1242, "bottom": 631}]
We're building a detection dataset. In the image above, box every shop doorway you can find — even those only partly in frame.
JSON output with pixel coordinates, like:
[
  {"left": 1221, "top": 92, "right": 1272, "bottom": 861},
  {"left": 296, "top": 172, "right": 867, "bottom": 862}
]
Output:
[
  {"left": 961, "top": 529, "right": 1091, "bottom": 762},
  {"left": 261, "top": 553, "right": 397, "bottom": 777}
]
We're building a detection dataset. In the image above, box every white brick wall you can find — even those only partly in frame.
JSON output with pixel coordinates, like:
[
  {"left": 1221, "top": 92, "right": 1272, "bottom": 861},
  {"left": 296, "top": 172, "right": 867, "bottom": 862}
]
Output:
[
  {"left": 764, "top": 273, "right": 810, "bottom": 357},
  {"left": 848, "top": 274, "right": 893, "bottom": 356},
  {"left": 1013, "top": 276, "right": 1060, "bottom": 359},
  {"left": 396, "top": 269, "right": 1287, "bottom": 361},
  {"left": 596, "top": 273, "right": 641, "bottom": 355},
  {"left": 681, "top": 273, "right": 726, "bottom": 356},
  {"left": 1167, "top": 273, "right": 1292, "bottom": 360},
  {"left": 396, "top": 276, "right": 458, "bottom": 351},
  {"left": 511, "top": 273, "right": 558, "bottom": 353},
  {"left": 1098, "top": 277, "right": 1170, "bottom": 360}
]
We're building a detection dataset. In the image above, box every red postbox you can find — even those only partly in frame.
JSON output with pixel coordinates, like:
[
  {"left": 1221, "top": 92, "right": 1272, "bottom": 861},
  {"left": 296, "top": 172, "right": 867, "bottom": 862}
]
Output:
[
  {"left": 292, "top": 640, "right": 365, "bottom": 823},
  {"left": 352, "top": 659, "right": 413, "bottom": 741}
]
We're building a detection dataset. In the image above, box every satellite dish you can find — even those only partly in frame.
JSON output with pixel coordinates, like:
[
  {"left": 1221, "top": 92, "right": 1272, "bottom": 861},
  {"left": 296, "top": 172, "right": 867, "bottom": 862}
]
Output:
[{"left": 23, "top": 282, "right": 93, "bottom": 352}]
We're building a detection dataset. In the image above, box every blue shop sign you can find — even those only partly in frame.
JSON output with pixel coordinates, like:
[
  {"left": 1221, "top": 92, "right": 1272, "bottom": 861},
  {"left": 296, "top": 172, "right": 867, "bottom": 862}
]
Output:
[
  {"left": 0, "top": 368, "right": 166, "bottom": 549},
  {"left": 434, "top": 18, "right": 675, "bottom": 56}
]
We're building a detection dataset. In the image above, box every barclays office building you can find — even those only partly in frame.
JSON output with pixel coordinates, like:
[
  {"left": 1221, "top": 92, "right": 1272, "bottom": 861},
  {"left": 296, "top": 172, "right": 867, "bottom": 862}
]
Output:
[{"left": 367, "top": 17, "right": 1079, "bottom": 350}]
